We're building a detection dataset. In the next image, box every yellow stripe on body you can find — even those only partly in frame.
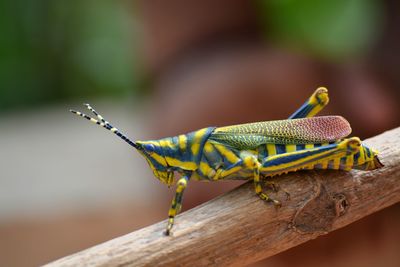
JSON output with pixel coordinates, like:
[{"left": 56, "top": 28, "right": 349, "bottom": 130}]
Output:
[
  {"left": 305, "top": 144, "right": 314, "bottom": 149},
  {"left": 315, "top": 143, "right": 328, "bottom": 169},
  {"left": 303, "top": 144, "right": 314, "bottom": 169},
  {"left": 204, "top": 142, "right": 214, "bottom": 153},
  {"left": 178, "top": 135, "right": 187, "bottom": 151},
  {"left": 320, "top": 160, "right": 328, "bottom": 169},
  {"left": 199, "top": 161, "right": 214, "bottom": 178},
  {"left": 191, "top": 144, "right": 200, "bottom": 157},
  {"left": 160, "top": 139, "right": 176, "bottom": 150},
  {"left": 332, "top": 157, "right": 340, "bottom": 169},
  {"left": 165, "top": 157, "right": 197, "bottom": 170},
  {"left": 266, "top": 144, "right": 277, "bottom": 156},
  {"left": 151, "top": 153, "right": 168, "bottom": 167},
  {"left": 214, "top": 144, "right": 240, "bottom": 164},
  {"left": 286, "top": 144, "right": 296, "bottom": 153},
  {"left": 191, "top": 128, "right": 209, "bottom": 156},
  {"left": 344, "top": 155, "right": 354, "bottom": 171}
]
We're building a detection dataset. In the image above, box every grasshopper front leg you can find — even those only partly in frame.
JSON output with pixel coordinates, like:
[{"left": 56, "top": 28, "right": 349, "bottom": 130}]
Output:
[{"left": 165, "top": 174, "right": 190, "bottom": 236}]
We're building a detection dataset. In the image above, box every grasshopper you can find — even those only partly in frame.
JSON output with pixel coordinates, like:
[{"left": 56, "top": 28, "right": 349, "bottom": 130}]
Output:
[{"left": 71, "top": 87, "right": 383, "bottom": 235}]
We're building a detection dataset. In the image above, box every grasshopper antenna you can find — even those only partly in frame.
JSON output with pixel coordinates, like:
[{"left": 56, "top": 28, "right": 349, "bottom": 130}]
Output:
[{"left": 70, "top": 103, "right": 141, "bottom": 150}]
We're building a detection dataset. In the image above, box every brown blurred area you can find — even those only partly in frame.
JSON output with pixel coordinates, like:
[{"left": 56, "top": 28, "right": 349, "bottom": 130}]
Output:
[
  {"left": 142, "top": 1, "right": 400, "bottom": 266},
  {"left": 1, "top": 1, "right": 400, "bottom": 266}
]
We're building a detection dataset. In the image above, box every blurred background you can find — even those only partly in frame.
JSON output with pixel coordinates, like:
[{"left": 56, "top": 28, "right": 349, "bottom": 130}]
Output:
[{"left": 1, "top": 0, "right": 399, "bottom": 266}]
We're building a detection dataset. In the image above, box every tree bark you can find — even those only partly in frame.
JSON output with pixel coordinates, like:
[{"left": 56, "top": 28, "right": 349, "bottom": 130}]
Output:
[{"left": 45, "top": 127, "right": 400, "bottom": 267}]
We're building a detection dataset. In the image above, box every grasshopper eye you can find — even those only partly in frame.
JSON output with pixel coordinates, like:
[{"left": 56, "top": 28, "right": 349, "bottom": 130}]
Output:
[{"left": 143, "top": 144, "right": 156, "bottom": 154}]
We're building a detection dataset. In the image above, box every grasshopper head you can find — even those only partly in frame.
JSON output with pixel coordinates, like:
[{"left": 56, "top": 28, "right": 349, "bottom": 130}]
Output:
[
  {"left": 135, "top": 141, "right": 175, "bottom": 186},
  {"left": 135, "top": 130, "right": 213, "bottom": 185},
  {"left": 353, "top": 145, "right": 384, "bottom": 171}
]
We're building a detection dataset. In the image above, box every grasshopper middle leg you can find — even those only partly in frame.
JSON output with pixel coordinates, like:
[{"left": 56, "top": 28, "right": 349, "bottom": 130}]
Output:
[
  {"left": 243, "top": 155, "right": 281, "bottom": 206},
  {"left": 209, "top": 153, "right": 281, "bottom": 206}
]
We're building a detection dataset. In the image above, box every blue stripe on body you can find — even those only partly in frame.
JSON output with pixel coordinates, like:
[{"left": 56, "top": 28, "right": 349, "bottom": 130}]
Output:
[
  {"left": 161, "top": 136, "right": 192, "bottom": 162},
  {"left": 222, "top": 150, "right": 240, "bottom": 168},
  {"left": 365, "top": 147, "right": 371, "bottom": 158},
  {"left": 148, "top": 157, "right": 168, "bottom": 171},
  {"left": 354, "top": 151, "right": 360, "bottom": 165},
  {"left": 275, "top": 144, "right": 286, "bottom": 154},
  {"left": 296, "top": 144, "right": 306, "bottom": 150},
  {"left": 258, "top": 145, "right": 267, "bottom": 161},
  {"left": 203, "top": 144, "right": 223, "bottom": 169},
  {"left": 198, "top": 159, "right": 212, "bottom": 178}
]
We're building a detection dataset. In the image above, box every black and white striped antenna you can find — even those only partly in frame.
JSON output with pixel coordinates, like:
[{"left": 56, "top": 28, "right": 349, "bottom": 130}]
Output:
[{"left": 70, "top": 104, "right": 141, "bottom": 150}]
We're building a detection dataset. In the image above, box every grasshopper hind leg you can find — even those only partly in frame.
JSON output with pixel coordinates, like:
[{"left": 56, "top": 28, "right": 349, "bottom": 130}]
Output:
[
  {"left": 289, "top": 87, "right": 329, "bottom": 119},
  {"left": 260, "top": 137, "right": 362, "bottom": 178}
]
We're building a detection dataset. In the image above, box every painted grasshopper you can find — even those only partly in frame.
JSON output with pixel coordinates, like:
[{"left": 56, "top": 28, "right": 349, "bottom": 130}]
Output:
[{"left": 71, "top": 87, "right": 383, "bottom": 235}]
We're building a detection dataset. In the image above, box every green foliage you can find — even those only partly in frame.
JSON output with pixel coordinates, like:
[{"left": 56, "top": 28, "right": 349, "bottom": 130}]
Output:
[
  {"left": 0, "top": 0, "right": 141, "bottom": 111},
  {"left": 259, "top": 0, "right": 382, "bottom": 60}
]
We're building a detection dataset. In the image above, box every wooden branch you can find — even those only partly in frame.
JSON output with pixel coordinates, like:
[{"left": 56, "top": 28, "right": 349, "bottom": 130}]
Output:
[{"left": 46, "top": 127, "right": 400, "bottom": 267}]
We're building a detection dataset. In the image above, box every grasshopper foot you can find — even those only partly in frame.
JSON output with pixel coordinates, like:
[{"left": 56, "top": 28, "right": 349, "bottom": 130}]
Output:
[
  {"left": 164, "top": 217, "right": 174, "bottom": 236},
  {"left": 271, "top": 198, "right": 282, "bottom": 208},
  {"left": 257, "top": 192, "right": 281, "bottom": 207}
]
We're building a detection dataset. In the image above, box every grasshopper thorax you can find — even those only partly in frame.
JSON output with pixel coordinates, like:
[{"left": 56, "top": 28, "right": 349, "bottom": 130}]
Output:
[{"left": 135, "top": 127, "right": 215, "bottom": 186}]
